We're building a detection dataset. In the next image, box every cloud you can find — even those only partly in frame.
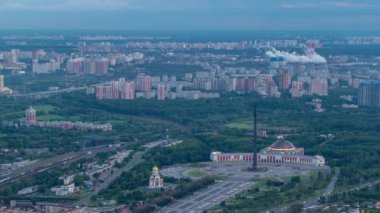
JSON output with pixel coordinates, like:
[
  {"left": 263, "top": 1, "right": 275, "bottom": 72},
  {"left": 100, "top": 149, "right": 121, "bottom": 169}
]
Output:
[
  {"left": 1, "top": 0, "right": 379, "bottom": 12},
  {"left": 266, "top": 49, "right": 327, "bottom": 64},
  {"left": 0, "top": 0, "right": 141, "bottom": 11},
  {"left": 281, "top": 3, "right": 316, "bottom": 9},
  {"left": 281, "top": 1, "right": 380, "bottom": 9},
  {"left": 0, "top": 0, "right": 226, "bottom": 11},
  {"left": 328, "top": 2, "right": 378, "bottom": 8},
  {"left": 0, "top": 2, "right": 31, "bottom": 10}
]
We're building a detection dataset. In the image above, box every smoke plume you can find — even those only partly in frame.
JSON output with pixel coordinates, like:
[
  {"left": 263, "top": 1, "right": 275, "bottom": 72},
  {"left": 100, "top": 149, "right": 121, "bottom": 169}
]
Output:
[{"left": 266, "top": 48, "right": 327, "bottom": 64}]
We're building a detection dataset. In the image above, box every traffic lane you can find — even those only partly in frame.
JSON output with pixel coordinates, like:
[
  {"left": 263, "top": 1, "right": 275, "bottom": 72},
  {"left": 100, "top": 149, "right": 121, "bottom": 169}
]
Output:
[{"left": 162, "top": 181, "right": 252, "bottom": 213}]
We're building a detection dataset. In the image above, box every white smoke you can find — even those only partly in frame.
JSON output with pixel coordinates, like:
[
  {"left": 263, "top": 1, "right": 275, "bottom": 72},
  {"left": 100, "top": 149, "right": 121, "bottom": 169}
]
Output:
[{"left": 266, "top": 48, "right": 327, "bottom": 64}]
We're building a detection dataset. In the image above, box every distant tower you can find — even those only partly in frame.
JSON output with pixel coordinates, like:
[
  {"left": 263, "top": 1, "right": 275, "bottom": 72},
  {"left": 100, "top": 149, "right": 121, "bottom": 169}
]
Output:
[
  {"left": 358, "top": 80, "right": 380, "bottom": 108},
  {"left": 121, "top": 81, "right": 136, "bottom": 100},
  {"left": 110, "top": 81, "right": 120, "bottom": 99},
  {"left": 311, "top": 78, "right": 328, "bottom": 96},
  {"left": 25, "top": 106, "right": 36, "bottom": 125},
  {"left": 157, "top": 84, "right": 166, "bottom": 100},
  {"left": 10, "top": 49, "right": 18, "bottom": 64},
  {"left": 149, "top": 165, "right": 164, "bottom": 189},
  {"left": 165, "top": 128, "right": 169, "bottom": 140},
  {"left": 136, "top": 73, "right": 152, "bottom": 98},
  {"left": 252, "top": 105, "right": 258, "bottom": 171},
  {"left": 279, "top": 69, "right": 291, "bottom": 90},
  {"left": 0, "top": 75, "right": 4, "bottom": 92}
]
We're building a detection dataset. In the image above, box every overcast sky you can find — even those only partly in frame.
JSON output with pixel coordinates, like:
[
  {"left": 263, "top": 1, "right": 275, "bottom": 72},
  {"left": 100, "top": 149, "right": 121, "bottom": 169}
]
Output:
[{"left": 0, "top": 0, "right": 380, "bottom": 31}]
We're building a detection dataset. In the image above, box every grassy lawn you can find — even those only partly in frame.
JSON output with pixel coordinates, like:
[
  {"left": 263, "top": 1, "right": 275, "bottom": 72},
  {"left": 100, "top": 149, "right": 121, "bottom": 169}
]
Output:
[
  {"left": 33, "top": 105, "right": 62, "bottom": 121},
  {"left": 187, "top": 169, "right": 206, "bottom": 178},
  {"left": 212, "top": 170, "right": 331, "bottom": 212},
  {"left": 38, "top": 114, "right": 64, "bottom": 121},
  {"left": 0, "top": 104, "right": 83, "bottom": 122},
  {"left": 33, "top": 105, "right": 57, "bottom": 113},
  {"left": 225, "top": 121, "right": 252, "bottom": 130},
  {"left": 0, "top": 104, "right": 57, "bottom": 120},
  {"left": 225, "top": 121, "right": 297, "bottom": 132},
  {"left": 104, "top": 120, "right": 127, "bottom": 125},
  {"left": 209, "top": 175, "right": 229, "bottom": 181}
]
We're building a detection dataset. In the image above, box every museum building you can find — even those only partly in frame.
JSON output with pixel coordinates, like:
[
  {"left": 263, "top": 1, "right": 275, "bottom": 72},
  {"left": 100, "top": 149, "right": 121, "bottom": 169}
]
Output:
[{"left": 210, "top": 138, "right": 325, "bottom": 167}]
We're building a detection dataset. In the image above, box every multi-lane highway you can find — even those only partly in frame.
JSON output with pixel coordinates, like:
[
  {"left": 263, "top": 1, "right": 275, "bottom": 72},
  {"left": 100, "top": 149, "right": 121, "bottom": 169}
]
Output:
[
  {"left": 324, "top": 168, "right": 340, "bottom": 197},
  {"left": 7, "top": 87, "right": 87, "bottom": 99},
  {"left": 7, "top": 82, "right": 110, "bottom": 100},
  {"left": 77, "top": 151, "right": 145, "bottom": 205},
  {"left": 160, "top": 180, "right": 253, "bottom": 213},
  {"left": 268, "top": 168, "right": 340, "bottom": 213}
]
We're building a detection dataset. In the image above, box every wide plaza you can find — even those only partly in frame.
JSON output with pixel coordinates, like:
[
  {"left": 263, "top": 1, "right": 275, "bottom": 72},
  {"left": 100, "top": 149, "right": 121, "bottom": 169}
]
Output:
[
  {"left": 161, "top": 161, "right": 327, "bottom": 181},
  {"left": 160, "top": 162, "right": 329, "bottom": 213}
]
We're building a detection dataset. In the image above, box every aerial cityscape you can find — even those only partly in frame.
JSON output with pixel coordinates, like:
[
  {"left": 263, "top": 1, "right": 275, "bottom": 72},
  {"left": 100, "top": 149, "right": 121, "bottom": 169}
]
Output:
[{"left": 0, "top": 0, "right": 380, "bottom": 213}]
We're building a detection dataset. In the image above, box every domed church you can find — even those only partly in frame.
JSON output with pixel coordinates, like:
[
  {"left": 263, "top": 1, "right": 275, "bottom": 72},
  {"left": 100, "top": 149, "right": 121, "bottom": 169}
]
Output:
[
  {"left": 149, "top": 165, "right": 164, "bottom": 189},
  {"left": 210, "top": 136, "right": 325, "bottom": 167}
]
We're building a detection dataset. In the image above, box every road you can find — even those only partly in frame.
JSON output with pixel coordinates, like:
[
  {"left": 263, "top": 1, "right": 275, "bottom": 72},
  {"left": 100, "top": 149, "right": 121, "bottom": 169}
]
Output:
[
  {"left": 83, "top": 205, "right": 129, "bottom": 213},
  {"left": 7, "top": 82, "right": 110, "bottom": 100},
  {"left": 78, "top": 151, "right": 145, "bottom": 205},
  {"left": 8, "top": 87, "right": 86, "bottom": 99},
  {"left": 160, "top": 180, "right": 253, "bottom": 213},
  {"left": 268, "top": 168, "right": 340, "bottom": 213},
  {"left": 333, "top": 179, "right": 380, "bottom": 197},
  {"left": 324, "top": 168, "right": 340, "bottom": 196},
  {"left": 319, "top": 139, "right": 332, "bottom": 146}
]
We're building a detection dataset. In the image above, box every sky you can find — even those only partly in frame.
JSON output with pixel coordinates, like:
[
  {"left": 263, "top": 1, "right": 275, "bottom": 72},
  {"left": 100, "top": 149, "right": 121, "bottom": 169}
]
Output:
[{"left": 0, "top": 0, "right": 380, "bottom": 31}]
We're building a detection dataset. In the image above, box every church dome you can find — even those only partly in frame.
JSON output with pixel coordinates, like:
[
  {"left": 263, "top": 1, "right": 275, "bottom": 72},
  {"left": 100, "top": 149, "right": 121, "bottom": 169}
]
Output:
[
  {"left": 153, "top": 165, "right": 159, "bottom": 173},
  {"left": 269, "top": 139, "right": 296, "bottom": 151}
]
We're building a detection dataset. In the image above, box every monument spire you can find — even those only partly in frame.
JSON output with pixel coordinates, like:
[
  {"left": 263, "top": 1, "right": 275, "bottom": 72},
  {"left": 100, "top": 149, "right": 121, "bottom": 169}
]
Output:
[{"left": 252, "top": 105, "right": 257, "bottom": 171}]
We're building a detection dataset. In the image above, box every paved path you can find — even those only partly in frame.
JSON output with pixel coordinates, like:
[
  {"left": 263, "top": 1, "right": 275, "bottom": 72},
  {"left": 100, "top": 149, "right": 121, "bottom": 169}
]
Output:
[
  {"left": 160, "top": 180, "right": 253, "bottom": 213},
  {"left": 324, "top": 168, "right": 339, "bottom": 196}
]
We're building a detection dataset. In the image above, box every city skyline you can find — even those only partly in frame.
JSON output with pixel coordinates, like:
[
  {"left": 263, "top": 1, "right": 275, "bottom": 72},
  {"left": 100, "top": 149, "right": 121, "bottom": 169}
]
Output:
[
  {"left": 0, "top": 2, "right": 379, "bottom": 212},
  {"left": 1, "top": 0, "right": 380, "bottom": 31}
]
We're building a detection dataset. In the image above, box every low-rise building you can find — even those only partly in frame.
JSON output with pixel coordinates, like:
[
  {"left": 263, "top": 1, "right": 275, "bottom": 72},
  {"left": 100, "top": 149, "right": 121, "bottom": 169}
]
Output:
[
  {"left": 17, "top": 186, "right": 39, "bottom": 195},
  {"left": 59, "top": 175, "right": 75, "bottom": 185},
  {"left": 51, "top": 183, "right": 75, "bottom": 196},
  {"left": 85, "top": 164, "right": 112, "bottom": 178}
]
